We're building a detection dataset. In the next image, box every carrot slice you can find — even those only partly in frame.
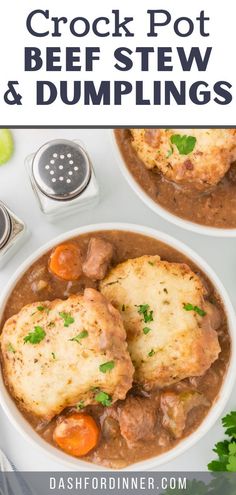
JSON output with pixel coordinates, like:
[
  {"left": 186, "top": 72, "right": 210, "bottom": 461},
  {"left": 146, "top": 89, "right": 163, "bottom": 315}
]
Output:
[
  {"left": 53, "top": 413, "right": 100, "bottom": 457},
  {"left": 49, "top": 243, "right": 82, "bottom": 281}
]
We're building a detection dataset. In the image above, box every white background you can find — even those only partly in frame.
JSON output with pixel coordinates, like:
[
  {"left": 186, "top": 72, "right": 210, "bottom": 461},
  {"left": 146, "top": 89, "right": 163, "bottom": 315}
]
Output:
[
  {"left": 0, "top": 128, "right": 236, "bottom": 471},
  {"left": 0, "top": 0, "right": 236, "bottom": 125}
]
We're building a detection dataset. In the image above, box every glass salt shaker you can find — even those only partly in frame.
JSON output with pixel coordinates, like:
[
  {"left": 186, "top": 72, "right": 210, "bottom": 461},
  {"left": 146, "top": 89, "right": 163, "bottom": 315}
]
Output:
[
  {"left": 0, "top": 201, "right": 27, "bottom": 268},
  {"left": 25, "top": 139, "right": 99, "bottom": 219}
]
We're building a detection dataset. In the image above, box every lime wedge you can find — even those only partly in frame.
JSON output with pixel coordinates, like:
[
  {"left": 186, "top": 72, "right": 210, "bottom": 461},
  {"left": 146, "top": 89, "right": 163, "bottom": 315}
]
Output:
[{"left": 0, "top": 129, "right": 14, "bottom": 165}]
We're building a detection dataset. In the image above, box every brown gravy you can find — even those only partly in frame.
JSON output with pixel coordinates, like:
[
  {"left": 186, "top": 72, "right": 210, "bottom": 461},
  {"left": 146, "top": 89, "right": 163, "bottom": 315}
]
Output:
[
  {"left": 0, "top": 231, "right": 230, "bottom": 468},
  {"left": 115, "top": 129, "right": 236, "bottom": 229}
]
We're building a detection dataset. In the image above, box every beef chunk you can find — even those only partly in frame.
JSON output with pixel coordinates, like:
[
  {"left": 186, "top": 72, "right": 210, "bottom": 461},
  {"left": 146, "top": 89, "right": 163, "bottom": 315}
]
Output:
[
  {"left": 118, "top": 396, "right": 158, "bottom": 446},
  {"left": 82, "top": 238, "right": 113, "bottom": 281},
  {"left": 144, "top": 129, "right": 161, "bottom": 147},
  {"left": 160, "top": 390, "right": 208, "bottom": 439}
]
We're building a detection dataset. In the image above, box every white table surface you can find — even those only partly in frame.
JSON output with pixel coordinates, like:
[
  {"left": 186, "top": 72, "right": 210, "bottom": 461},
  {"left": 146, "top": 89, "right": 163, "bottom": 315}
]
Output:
[{"left": 0, "top": 128, "right": 235, "bottom": 472}]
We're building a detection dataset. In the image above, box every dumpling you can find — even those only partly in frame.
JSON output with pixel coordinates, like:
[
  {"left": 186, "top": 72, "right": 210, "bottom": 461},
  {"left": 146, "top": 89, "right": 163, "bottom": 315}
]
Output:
[
  {"left": 100, "top": 255, "right": 220, "bottom": 389},
  {"left": 1, "top": 289, "right": 134, "bottom": 420},
  {"left": 130, "top": 128, "right": 236, "bottom": 190}
]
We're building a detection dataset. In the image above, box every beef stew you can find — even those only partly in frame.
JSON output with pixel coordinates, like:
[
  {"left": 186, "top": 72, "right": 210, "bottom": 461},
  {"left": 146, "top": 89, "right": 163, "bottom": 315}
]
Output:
[{"left": 0, "top": 231, "right": 230, "bottom": 468}]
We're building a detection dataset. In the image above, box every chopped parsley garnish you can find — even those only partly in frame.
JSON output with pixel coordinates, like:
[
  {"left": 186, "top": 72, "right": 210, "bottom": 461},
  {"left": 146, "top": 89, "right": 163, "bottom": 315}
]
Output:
[
  {"left": 148, "top": 261, "right": 154, "bottom": 266},
  {"left": 95, "top": 391, "right": 112, "bottom": 407},
  {"left": 59, "top": 312, "right": 75, "bottom": 327},
  {"left": 143, "top": 327, "right": 151, "bottom": 335},
  {"left": 37, "top": 305, "right": 50, "bottom": 314},
  {"left": 183, "top": 303, "right": 206, "bottom": 317},
  {"left": 76, "top": 401, "right": 85, "bottom": 410},
  {"left": 166, "top": 146, "right": 174, "bottom": 158},
  {"left": 37, "top": 306, "right": 45, "bottom": 312},
  {"left": 99, "top": 361, "right": 115, "bottom": 373},
  {"left": 170, "top": 134, "right": 196, "bottom": 155},
  {"left": 148, "top": 349, "right": 155, "bottom": 357},
  {"left": 208, "top": 411, "right": 236, "bottom": 472},
  {"left": 122, "top": 304, "right": 126, "bottom": 312},
  {"left": 7, "top": 343, "right": 16, "bottom": 353},
  {"left": 137, "top": 304, "right": 154, "bottom": 323},
  {"left": 51, "top": 352, "right": 56, "bottom": 360},
  {"left": 69, "top": 330, "right": 88, "bottom": 343},
  {"left": 222, "top": 412, "right": 236, "bottom": 438},
  {"left": 24, "top": 326, "right": 46, "bottom": 344},
  {"left": 91, "top": 386, "right": 100, "bottom": 392}
]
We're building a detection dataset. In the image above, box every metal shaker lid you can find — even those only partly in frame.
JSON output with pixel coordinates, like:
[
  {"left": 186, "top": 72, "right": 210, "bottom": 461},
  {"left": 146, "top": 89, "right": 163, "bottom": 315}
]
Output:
[
  {"left": 0, "top": 204, "right": 12, "bottom": 249},
  {"left": 32, "top": 140, "right": 91, "bottom": 201}
]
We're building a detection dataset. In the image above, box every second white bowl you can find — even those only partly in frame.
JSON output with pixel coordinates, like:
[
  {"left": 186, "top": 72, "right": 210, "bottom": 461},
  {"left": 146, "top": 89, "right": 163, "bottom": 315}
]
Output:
[{"left": 111, "top": 130, "right": 236, "bottom": 237}]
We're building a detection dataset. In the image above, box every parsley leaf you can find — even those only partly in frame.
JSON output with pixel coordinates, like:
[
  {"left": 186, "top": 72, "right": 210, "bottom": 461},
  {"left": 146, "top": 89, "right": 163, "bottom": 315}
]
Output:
[
  {"left": 137, "top": 304, "right": 154, "bottom": 323},
  {"left": 7, "top": 343, "right": 16, "bottom": 353},
  {"left": 222, "top": 412, "right": 236, "bottom": 438},
  {"left": 76, "top": 401, "right": 85, "bottom": 410},
  {"left": 148, "top": 349, "right": 155, "bottom": 357},
  {"left": 166, "top": 146, "right": 174, "bottom": 158},
  {"left": 143, "top": 327, "right": 151, "bottom": 335},
  {"left": 24, "top": 326, "right": 46, "bottom": 344},
  {"left": 183, "top": 303, "right": 206, "bottom": 317},
  {"left": 95, "top": 391, "right": 112, "bottom": 407},
  {"left": 37, "top": 306, "right": 45, "bottom": 311},
  {"left": 170, "top": 134, "right": 196, "bottom": 155},
  {"left": 99, "top": 361, "right": 115, "bottom": 373},
  {"left": 59, "top": 312, "right": 75, "bottom": 327},
  {"left": 227, "top": 444, "right": 236, "bottom": 471},
  {"left": 91, "top": 386, "right": 100, "bottom": 392},
  {"left": 213, "top": 440, "right": 229, "bottom": 456},
  {"left": 51, "top": 352, "right": 56, "bottom": 360},
  {"left": 208, "top": 412, "right": 236, "bottom": 472},
  {"left": 69, "top": 330, "right": 88, "bottom": 343},
  {"left": 37, "top": 305, "right": 50, "bottom": 314},
  {"left": 208, "top": 459, "right": 228, "bottom": 471}
]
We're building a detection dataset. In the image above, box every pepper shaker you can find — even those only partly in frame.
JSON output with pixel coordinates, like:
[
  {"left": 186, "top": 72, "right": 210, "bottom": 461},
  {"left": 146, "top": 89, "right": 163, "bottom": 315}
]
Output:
[
  {"left": 0, "top": 201, "right": 27, "bottom": 268},
  {"left": 25, "top": 139, "right": 99, "bottom": 219}
]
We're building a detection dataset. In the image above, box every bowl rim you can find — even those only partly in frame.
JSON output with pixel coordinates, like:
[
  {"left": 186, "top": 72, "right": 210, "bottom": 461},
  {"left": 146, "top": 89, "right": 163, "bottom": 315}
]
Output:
[
  {"left": 111, "top": 130, "right": 236, "bottom": 238},
  {"left": 0, "top": 222, "right": 236, "bottom": 472}
]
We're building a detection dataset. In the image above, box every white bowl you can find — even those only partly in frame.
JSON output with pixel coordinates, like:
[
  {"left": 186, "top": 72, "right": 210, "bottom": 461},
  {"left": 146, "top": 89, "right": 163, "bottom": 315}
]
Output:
[
  {"left": 0, "top": 223, "right": 235, "bottom": 471},
  {"left": 111, "top": 131, "right": 236, "bottom": 237}
]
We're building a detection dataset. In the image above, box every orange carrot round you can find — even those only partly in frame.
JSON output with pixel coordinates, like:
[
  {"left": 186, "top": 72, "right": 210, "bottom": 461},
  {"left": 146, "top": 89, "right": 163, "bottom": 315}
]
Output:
[
  {"left": 49, "top": 243, "right": 82, "bottom": 281},
  {"left": 53, "top": 413, "right": 100, "bottom": 457}
]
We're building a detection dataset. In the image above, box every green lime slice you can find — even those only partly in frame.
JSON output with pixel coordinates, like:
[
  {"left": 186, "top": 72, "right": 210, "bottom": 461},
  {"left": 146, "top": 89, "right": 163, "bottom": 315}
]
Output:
[{"left": 0, "top": 129, "right": 14, "bottom": 165}]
